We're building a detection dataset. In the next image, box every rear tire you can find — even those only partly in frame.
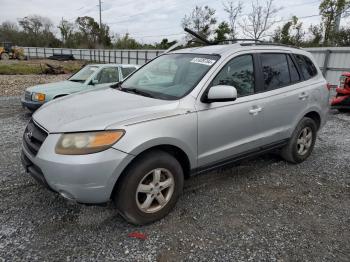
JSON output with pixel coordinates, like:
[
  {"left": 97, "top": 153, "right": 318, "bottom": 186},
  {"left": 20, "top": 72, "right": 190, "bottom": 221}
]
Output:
[
  {"left": 113, "top": 150, "right": 184, "bottom": 225},
  {"left": 281, "top": 117, "right": 317, "bottom": 164}
]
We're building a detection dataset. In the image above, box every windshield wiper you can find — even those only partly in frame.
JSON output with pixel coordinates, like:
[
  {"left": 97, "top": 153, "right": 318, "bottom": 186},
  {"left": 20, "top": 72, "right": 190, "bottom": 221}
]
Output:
[
  {"left": 120, "top": 88, "right": 155, "bottom": 98},
  {"left": 110, "top": 82, "right": 122, "bottom": 89},
  {"left": 69, "top": 79, "right": 85, "bottom": 83}
]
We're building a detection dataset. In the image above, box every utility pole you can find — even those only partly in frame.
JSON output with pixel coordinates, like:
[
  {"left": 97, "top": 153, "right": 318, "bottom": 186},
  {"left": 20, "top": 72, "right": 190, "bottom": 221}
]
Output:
[
  {"left": 99, "top": 0, "right": 102, "bottom": 30},
  {"left": 98, "top": 0, "right": 102, "bottom": 46}
]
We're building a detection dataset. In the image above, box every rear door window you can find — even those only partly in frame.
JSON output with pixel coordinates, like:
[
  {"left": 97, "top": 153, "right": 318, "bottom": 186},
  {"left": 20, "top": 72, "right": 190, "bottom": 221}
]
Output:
[
  {"left": 295, "top": 55, "right": 318, "bottom": 80},
  {"left": 260, "top": 53, "right": 290, "bottom": 90}
]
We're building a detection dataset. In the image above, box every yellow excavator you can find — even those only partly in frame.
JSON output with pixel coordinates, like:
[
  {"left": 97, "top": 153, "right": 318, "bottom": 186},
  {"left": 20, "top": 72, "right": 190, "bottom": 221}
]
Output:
[{"left": 0, "top": 42, "right": 26, "bottom": 60}]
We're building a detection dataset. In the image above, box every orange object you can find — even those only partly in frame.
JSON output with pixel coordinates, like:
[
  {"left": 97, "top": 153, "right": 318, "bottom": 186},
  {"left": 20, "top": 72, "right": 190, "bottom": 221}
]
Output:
[{"left": 128, "top": 232, "right": 147, "bottom": 240}]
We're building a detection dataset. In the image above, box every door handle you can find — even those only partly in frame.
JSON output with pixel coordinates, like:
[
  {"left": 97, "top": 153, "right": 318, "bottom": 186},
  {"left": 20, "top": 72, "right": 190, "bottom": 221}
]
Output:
[
  {"left": 299, "top": 92, "right": 309, "bottom": 100},
  {"left": 249, "top": 106, "right": 263, "bottom": 115}
]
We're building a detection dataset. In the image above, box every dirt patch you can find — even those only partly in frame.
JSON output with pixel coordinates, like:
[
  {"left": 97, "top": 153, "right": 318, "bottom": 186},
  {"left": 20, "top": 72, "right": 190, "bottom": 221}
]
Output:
[{"left": 0, "top": 74, "right": 70, "bottom": 96}]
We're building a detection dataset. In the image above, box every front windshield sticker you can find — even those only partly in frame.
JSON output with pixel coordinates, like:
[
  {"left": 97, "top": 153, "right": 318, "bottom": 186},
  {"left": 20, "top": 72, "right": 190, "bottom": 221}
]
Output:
[{"left": 190, "top": 57, "right": 216, "bottom": 66}]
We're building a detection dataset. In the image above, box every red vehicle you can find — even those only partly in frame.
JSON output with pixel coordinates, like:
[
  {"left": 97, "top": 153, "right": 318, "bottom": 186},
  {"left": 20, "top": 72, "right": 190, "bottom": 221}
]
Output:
[{"left": 331, "top": 72, "right": 350, "bottom": 112}]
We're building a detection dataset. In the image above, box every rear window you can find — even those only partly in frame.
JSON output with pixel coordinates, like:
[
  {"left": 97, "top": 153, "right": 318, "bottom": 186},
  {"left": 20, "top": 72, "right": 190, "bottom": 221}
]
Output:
[{"left": 295, "top": 55, "right": 318, "bottom": 80}]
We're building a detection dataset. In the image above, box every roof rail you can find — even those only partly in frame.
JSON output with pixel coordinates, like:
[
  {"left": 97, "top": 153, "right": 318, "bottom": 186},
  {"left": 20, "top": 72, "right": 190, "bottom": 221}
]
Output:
[
  {"left": 240, "top": 42, "right": 300, "bottom": 49},
  {"left": 183, "top": 27, "right": 299, "bottom": 49},
  {"left": 213, "top": 39, "right": 264, "bottom": 44}
]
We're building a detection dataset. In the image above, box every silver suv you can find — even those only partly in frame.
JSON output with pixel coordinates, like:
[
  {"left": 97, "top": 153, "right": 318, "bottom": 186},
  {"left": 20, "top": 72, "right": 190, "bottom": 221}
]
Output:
[{"left": 21, "top": 43, "right": 329, "bottom": 225}]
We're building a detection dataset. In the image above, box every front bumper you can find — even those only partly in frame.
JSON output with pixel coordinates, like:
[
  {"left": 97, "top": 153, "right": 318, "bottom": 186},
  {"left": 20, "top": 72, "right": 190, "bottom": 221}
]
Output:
[
  {"left": 21, "top": 133, "right": 134, "bottom": 203},
  {"left": 21, "top": 98, "right": 43, "bottom": 111}
]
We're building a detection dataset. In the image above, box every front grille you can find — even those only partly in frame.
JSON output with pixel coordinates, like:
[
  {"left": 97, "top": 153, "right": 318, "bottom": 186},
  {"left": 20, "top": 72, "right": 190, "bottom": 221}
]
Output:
[
  {"left": 23, "top": 119, "right": 48, "bottom": 156},
  {"left": 25, "top": 91, "right": 32, "bottom": 101}
]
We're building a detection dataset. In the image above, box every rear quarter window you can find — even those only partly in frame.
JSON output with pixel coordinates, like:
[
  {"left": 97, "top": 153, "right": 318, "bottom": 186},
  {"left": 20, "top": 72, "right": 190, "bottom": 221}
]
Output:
[
  {"left": 295, "top": 55, "right": 318, "bottom": 80},
  {"left": 121, "top": 67, "right": 137, "bottom": 78}
]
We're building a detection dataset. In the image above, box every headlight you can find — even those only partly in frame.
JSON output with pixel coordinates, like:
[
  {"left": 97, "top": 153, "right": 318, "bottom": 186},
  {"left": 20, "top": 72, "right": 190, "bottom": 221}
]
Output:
[
  {"left": 55, "top": 130, "right": 125, "bottom": 155},
  {"left": 32, "top": 92, "right": 46, "bottom": 102}
]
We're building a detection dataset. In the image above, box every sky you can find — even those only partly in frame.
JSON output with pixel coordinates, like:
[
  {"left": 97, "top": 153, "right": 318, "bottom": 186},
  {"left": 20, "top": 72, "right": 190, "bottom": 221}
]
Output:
[{"left": 1, "top": 0, "right": 349, "bottom": 44}]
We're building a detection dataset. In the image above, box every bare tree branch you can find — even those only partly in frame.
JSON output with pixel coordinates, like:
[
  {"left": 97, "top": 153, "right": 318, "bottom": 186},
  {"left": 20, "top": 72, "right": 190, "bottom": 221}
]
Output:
[
  {"left": 223, "top": 1, "right": 243, "bottom": 38},
  {"left": 239, "top": 0, "right": 281, "bottom": 40}
]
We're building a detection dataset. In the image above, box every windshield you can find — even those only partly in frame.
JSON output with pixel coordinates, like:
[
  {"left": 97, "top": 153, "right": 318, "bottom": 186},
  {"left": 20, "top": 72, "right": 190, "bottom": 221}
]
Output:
[
  {"left": 121, "top": 53, "right": 219, "bottom": 99},
  {"left": 69, "top": 66, "right": 99, "bottom": 83}
]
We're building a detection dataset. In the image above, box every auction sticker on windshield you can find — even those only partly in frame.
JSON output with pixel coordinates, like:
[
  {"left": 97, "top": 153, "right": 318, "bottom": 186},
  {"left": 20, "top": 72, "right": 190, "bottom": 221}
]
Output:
[{"left": 190, "top": 57, "right": 216, "bottom": 66}]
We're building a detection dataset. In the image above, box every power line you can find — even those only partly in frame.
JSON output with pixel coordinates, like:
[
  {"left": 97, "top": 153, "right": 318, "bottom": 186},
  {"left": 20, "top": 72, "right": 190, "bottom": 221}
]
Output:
[
  {"left": 139, "top": 32, "right": 185, "bottom": 38},
  {"left": 279, "top": 14, "right": 321, "bottom": 22},
  {"left": 107, "top": 0, "right": 322, "bottom": 37}
]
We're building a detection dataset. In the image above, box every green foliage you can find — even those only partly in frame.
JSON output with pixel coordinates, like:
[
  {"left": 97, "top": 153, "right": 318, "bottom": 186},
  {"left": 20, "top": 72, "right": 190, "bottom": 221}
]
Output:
[
  {"left": 182, "top": 5, "right": 217, "bottom": 38},
  {"left": 114, "top": 33, "right": 142, "bottom": 49},
  {"left": 214, "top": 22, "right": 231, "bottom": 42},
  {"left": 319, "top": 0, "right": 350, "bottom": 44},
  {"left": 272, "top": 16, "right": 305, "bottom": 46},
  {"left": 154, "top": 39, "right": 177, "bottom": 49}
]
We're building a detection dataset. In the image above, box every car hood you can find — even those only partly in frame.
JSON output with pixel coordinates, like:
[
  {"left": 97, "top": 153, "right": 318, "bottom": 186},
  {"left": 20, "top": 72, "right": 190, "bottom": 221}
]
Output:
[
  {"left": 27, "top": 80, "right": 84, "bottom": 94},
  {"left": 33, "top": 88, "right": 180, "bottom": 133}
]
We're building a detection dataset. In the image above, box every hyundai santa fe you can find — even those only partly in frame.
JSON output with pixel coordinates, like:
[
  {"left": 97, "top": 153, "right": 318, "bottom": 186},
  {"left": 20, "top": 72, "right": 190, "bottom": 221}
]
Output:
[{"left": 21, "top": 42, "right": 329, "bottom": 225}]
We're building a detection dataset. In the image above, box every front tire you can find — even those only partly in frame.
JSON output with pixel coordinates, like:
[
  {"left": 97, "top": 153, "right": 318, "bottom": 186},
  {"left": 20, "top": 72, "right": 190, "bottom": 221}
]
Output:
[
  {"left": 1, "top": 53, "right": 10, "bottom": 60},
  {"left": 281, "top": 117, "right": 317, "bottom": 164},
  {"left": 113, "top": 150, "right": 184, "bottom": 225}
]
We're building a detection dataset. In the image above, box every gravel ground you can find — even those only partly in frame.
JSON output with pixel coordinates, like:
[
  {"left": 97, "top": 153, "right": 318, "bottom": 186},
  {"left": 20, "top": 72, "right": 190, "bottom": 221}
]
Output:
[
  {"left": 0, "top": 74, "right": 70, "bottom": 96},
  {"left": 0, "top": 93, "right": 349, "bottom": 260}
]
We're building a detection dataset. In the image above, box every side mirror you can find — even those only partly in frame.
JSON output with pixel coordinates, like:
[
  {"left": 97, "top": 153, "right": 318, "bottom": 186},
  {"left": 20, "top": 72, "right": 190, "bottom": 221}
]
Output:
[
  {"left": 91, "top": 79, "right": 99, "bottom": 85},
  {"left": 203, "top": 85, "right": 237, "bottom": 103}
]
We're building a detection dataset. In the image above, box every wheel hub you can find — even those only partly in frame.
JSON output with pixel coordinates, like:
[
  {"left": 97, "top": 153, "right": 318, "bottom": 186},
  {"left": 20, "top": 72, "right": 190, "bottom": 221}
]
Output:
[{"left": 136, "top": 168, "right": 175, "bottom": 213}]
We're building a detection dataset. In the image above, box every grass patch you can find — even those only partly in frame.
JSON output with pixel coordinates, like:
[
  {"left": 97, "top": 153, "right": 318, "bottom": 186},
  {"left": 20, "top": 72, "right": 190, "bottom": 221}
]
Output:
[{"left": 0, "top": 61, "right": 83, "bottom": 75}]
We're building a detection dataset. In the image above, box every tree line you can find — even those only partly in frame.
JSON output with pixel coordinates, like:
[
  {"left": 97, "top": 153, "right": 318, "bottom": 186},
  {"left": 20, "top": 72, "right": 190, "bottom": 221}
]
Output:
[
  {"left": 183, "top": 0, "right": 350, "bottom": 47},
  {"left": 0, "top": 0, "right": 349, "bottom": 49},
  {"left": 0, "top": 15, "right": 176, "bottom": 49}
]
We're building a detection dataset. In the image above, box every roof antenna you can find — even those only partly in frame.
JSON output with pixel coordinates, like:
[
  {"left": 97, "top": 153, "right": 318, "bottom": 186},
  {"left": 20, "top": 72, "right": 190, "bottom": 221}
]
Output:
[
  {"left": 184, "top": 28, "right": 212, "bottom": 45},
  {"left": 164, "top": 27, "right": 213, "bottom": 54}
]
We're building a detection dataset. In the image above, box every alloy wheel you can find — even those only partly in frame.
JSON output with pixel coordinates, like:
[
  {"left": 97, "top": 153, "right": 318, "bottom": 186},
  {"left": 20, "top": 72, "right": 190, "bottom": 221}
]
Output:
[
  {"left": 296, "top": 127, "right": 313, "bottom": 156},
  {"left": 136, "top": 168, "right": 175, "bottom": 213}
]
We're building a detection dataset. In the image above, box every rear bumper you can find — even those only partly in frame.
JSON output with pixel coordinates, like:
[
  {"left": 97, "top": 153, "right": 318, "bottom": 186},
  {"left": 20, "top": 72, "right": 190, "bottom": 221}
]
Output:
[
  {"left": 21, "top": 133, "right": 135, "bottom": 204},
  {"left": 21, "top": 98, "right": 43, "bottom": 111}
]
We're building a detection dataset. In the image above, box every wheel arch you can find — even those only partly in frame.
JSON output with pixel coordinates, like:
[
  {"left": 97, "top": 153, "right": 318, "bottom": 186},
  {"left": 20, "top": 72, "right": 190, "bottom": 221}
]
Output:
[
  {"left": 110, "top": 143, "right": 192, "bottom": 200},
  {"left": 53, "top": 94, "right": 69, "bottom": 99},
  {"left": 304, "top": 111, "right": 321, "bottom": 130}
]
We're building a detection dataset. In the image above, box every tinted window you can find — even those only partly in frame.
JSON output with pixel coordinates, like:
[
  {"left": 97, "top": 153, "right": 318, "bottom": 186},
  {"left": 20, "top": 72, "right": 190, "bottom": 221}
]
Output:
[
  {"left": 287, "top": 55, "right": 300, "bottom": 83},
  {"left": 261, "top": 54, "right": 290, "bottom": 90},
  {"left": 295, "top": 55, "right": 317, "bottom": 80},
  {"left": 121, "top": 67, "right": 137, "bottom": 78},
  {"left": 95, "top": 67, "right": 119, "bottom": 84},
  {"left": 212, "top": 55, "right": 255, "bottom": 97}
]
